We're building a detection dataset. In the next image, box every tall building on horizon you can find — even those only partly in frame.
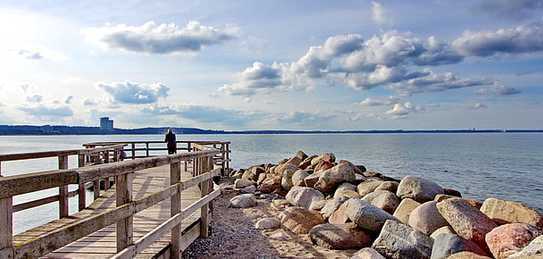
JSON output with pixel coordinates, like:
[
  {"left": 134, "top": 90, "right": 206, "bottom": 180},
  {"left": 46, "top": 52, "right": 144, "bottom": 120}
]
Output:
[{"left": 100, "top": 117, "right": 114, "bottom": 131}]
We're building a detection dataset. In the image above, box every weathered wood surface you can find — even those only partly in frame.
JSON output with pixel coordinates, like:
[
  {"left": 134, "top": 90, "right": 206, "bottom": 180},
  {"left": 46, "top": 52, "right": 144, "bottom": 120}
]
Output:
[{"left": 12, "top": 165, "right": 205, "bottom": 258}]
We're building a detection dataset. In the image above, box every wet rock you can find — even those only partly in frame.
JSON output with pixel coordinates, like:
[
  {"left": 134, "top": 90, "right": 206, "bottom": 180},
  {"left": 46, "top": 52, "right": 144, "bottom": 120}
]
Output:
[
  {"left": 508, "top": 235, "right": 543, "bottom": 258},
  {"left": 285, "top": 186, "right": 325, "bottom": 209},
  {"left": 485, "top": 223, "right": 542, "bottom": 259},
  {"left": 314, "top": 163, "right": 357, "bottom": 193},
  {"left": 431, "top": 226, "right": 455, "bottom": 240},
  {"left": 351, "top": 247, "right": 385, "bottom": 259},
  {"left": 356, "top": 165, "right": 367, "bottom": 173},
  {"left": 393, "top": 198, "right": 421, "bottom": 224},
  {"left": 361, "top": 190, "right": 400, "bottom": 214},
  {"left": 480, "top": 197, "right": 543, "bottom": 228},
  {"left": 334, "top": 182, "right": 361, "bottom": 199},
  {"left": 341, "top": 198, "right": 397, "bottom": 232},
  {"left": 234, "top": 178, "right": 255, "bottom": 189},
  {"left": 229, "top": 194, "right": 257, "bottom": 208},
  {"left": 446, "top": 252, "right": 492, "bottom": 259},
  {"left": 408, "top": 201, "right": 449, "bottom": 235},
  {"left": 357, "top": 180, "right": 384, "bottom": 197},
  {"left": 431, "top": 233, "right": 487, "bottom": 259},
  {"left": 372, "top": 219, "right": 433, "bottom": 259},
  {"left": 309, "top": 223, "right": 371, "bottom": 250},
  {"left": 436, "top": 198, "right": 497, "bottom": 250},
  {"left": 443, "top": 188, "right": 462, "bottom": 197},
  {"left": 376, "top": 181, "right": 399, "bottom": 193},
  {"left": 291, "top": 169, "right": 311, "bottom": 187},
  {"left": 397, "top": 175, "right": 444, "bottom": 202},
  {"left": 280, "top": 207, "right": 324, "bottom": 234},
  {"left": 321, "top": 197, "right": 349, "bottom": 219},
  {"left": 255, "top": 217, "right": 281, "bottom": 230}
]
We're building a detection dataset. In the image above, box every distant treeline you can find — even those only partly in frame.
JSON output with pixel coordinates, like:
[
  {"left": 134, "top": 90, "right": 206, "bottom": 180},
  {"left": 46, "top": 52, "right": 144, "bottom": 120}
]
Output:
[{"left": 0, "top": 125, "right": 541, "bottom": 135}]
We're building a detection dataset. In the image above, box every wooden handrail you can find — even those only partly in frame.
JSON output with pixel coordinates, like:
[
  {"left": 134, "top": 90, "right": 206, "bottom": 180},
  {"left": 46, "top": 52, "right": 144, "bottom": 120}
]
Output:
[{"left": 0, "top": 144, "right": 126, "bottom": 162}]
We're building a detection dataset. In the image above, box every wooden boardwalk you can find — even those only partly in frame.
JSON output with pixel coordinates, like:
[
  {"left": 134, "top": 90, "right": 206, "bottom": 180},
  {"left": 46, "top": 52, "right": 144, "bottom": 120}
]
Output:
[{"left": 13, "top": 165, "right": 202, "bottom": 258}]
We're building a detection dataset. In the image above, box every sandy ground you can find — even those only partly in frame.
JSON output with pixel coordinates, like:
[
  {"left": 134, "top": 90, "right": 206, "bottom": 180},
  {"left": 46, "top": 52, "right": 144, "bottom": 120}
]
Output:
[{"left": 183, "top": 183, "right": 355, "bottom": 258}]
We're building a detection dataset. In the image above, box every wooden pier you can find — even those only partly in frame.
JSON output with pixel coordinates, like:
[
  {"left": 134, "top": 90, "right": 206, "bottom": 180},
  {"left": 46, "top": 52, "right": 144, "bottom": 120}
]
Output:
[{"left": 0, "top": 140, "right": 231, "bottom": 258}]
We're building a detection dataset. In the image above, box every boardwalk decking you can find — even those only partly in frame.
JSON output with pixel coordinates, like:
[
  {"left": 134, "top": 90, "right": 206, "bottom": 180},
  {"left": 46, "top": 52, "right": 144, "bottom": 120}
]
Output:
[{"left": 13, "top": 165, "right": 202, "bottom": 258}]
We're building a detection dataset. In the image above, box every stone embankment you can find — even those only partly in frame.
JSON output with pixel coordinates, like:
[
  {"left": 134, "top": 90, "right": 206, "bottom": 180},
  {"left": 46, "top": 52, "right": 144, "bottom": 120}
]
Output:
[{"left": 226, "top": 151, "right": 543, "bottom": 259}]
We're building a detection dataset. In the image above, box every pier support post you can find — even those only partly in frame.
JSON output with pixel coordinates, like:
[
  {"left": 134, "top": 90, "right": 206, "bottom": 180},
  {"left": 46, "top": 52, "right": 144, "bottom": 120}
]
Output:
[
  {"left": 0, "top": 165, "right": 13, "bottom": 258},
  {"left": 58, "top": 155, "right": 69, "bottom": 218},
  {"left": 77, "top": 154, "right": 86, "bottom": 211},
  {"left": 170, "top": 161, "right": 181, "bottom": 258},
  {"left": 116, "top": 172, "right": 133, "bottom": 252},
  {"left": 200, "top": 156, "right": 212, "bottom": 237}
]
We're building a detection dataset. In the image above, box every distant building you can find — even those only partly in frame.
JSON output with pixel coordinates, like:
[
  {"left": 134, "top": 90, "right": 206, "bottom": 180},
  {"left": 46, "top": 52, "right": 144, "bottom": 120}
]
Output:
[{"left": 100, "top": 117, "right": 114, "bottom": 131}]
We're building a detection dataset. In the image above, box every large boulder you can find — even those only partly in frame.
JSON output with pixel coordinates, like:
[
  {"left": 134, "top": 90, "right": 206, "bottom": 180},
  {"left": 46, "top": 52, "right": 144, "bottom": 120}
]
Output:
[
  {"left": 280, "top": 207, "right": 324, "bottom": 234},
  {"left": 408, "top": 201, "right": 449, "bottom": 235},
  {"left": 309, "top": 223, "right": 371, "bottom": 250},
  {"left": 480, "top": 198, "right": 543, "bottom": 228},
  {"left": 311, "top": 153, "right": 336, "bottom": 166},
  {"left": 446, "top": 252, "right": 492, "bottom": 259},
  {"left": 229, "top": 194, "right": 257, "bottom": 208},
  {"left": 291, "top": 169, "right": 311, "bottom": 187},
  {"left": 396, "top": 176, "right": 444, "bottom": 202},
  {"left": 372, "top": 219, "right": 433, "bottom": 259},
  {"left": 314, "top": 160, "right": 335, "bottom": 173},
  {"left": 351, "top": 248, "right": 386, "bottom": 259},
  {"left": 436, "top": 198, "right": 497, "bottom": 250},
  {"left": 295, "top": 150, "right": 308, "bottom": 161},
  {"left": 361, "top": 190, "right": 400, "bottom": 214},
  {"left": 321, "top": 197, "right": 349, "bottom": 219},
  {"left": 430, "top": 233, "right": 488, "bottom": 259},
  {"left": 485, "top": 223, "right": 542, "bottom": 259},
  {"left": 299, "top": 155, "right": 318, "bottom": 170},
  {"left": 234, "top": 178, "right": 255, "bottom": 189},
  {"left": 393, "top": 198, "right": 421, "bottom": 224},
  {"left": 508, "top": 235, "right": 543, "bottom": 258},
  {"left": 334, "top": 182, "right": 361, "bottom": 199},
  {"left": 242, "top": 166, "right": 264, "bottom": 181},
  {"left": 357, "top": 180, "right": 384, "bottom": 196},
  {"left": 255, "top": 217, "right": 281, "bottom": 230},
  {"left": 314, "top": 163, "right": 357, "bottom": 193},
  {"left": 303, "top": 171, "right": 322, "bottom": 187},
  {"left": 285, "top": 186, "right": 325, "bottom": 209},
  {"left": 280, "top": 164, "right": 299, "bottom": 190},
  {"left": 341, "top": 198, "right": 397, "bottom": 232},
  {"left": 376, "top": 181, "right": 399, "bottom": 193},
  {"left": 430, "top": 226, "right": 455, "bottom": 240},
  {"left": 258, "top": 175, "right": 281, "bottom": 193}
]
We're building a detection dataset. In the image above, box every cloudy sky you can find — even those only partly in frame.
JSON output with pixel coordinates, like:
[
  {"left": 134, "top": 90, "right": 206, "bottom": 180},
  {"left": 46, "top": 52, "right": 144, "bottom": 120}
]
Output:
[{"left": 1, "top": 0, "right": 542, "bottom": 130}]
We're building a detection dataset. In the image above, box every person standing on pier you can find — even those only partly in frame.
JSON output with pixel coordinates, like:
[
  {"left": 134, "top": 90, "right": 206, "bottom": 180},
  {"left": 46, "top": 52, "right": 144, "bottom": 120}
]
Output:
[{"left": 164, "top": 128, "right": 177, "bottom": 154}]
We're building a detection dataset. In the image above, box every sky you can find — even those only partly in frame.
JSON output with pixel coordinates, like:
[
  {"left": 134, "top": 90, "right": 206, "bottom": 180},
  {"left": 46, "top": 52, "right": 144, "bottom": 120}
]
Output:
[{"left": 0, "top": 0, "right": 542, "bottom": 130}]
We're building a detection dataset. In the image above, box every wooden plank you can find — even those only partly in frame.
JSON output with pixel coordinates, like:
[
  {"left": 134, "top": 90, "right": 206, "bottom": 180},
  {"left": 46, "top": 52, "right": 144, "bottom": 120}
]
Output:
[
  {"left": 0, "top": 150, "right": 80, "bottom": 162},
  {"left": 13, "top": 194, "right": 59, "bottom": 213},
  {"left": 58, "top": 155, "right": 69, "bottom": 218},
  {"left": 116, "top": 173, "right": 133, "bottom": 252},
  {"left": 78, "top": 154, "right": 87, "bottom": 211},
  {"left": 0, "top": 170, "right": 78, "bottom": 199},
  {"left": 0, "top": 197, "right": 13, "bottom": 255}
]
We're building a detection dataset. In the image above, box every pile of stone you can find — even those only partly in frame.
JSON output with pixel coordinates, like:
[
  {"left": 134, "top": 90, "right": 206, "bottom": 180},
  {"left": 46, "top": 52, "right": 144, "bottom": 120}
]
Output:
[{"left": 228, "top": 151, "right": 543, "bottom": 259}]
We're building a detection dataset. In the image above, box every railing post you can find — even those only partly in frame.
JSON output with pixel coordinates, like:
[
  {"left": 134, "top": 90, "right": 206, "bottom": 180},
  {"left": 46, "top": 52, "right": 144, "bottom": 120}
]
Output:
[
  {"left": 104, "top": 151, "right": 111, "bottom": 190},
  {"left": 145, "top": 142, "right": 150, "bottom": 157},
  {"left": 131, "top": 143, "right": 136, "bottom": 160},
  {"left": 200, "top": 156, "right": 212, "bottom": 237},
  {"left": 0, "top": 164, "right": 14, "bottom": 258},
  {"left": 58, "top": 155, "right": 69, "bottom": 218},
  {"left": 226, "top": 143, "right": 230, "bottom": 173},
  {"left": 170, "top": 161, "right": 181, "bottom": 258},
  {"left": 77, "top": 154, "right": 86, "bottom": 211},
  {"left": 116, "top": 172, "right": 133, "bottom": 252}
]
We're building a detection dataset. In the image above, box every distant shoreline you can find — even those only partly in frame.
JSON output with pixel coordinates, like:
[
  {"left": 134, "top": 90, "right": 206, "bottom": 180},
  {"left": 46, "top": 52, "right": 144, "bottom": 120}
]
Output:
[{"left": 0, "top": 125, "right": 542, "bottom": 135}]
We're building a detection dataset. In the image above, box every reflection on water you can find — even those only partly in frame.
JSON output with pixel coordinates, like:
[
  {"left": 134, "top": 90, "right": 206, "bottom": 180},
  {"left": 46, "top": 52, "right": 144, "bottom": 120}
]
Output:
[{"left": 1, "top": 133, "right": 542, "bottom": 233}]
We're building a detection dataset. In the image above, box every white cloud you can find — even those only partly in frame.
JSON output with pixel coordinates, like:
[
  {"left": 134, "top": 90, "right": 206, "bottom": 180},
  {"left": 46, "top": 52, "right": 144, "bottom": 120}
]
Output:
[
  {"left": 477, "top": 85, "right": 522, "bottom": 96},
  {"left": 470, "top": 103, "right": 488, "bottom": 109},
  {"left": 142, "top": 104, "right": 260, "bottom": 126},
  {"left": 385, "top": 101, "right": 425, "bottom": 118},
  {"left": 359, "top": 96, "right": 400, "bottom": 106},
  {"left": 371, "top": 2, "right": 392, "bottom": 26},
  {"left": 86, "top": 21, "right": 238, "bottom": 54},
  {"left": 477, "top": 0, "right": 543, "bottom": 20},
  {"left": 26, "top": 94, "right": 43, "bottom": 103},
  {"left": 276, "top": 111, "right": 335, "bottom": 125},
  {"left": 19, "top": 104, "right": 74, "bottom": 118},
  {"left": 98, "top": 81, "right": 169, "bottom": 104},
  {"left": 219, "top": 62, "right": 284, "bottom": 96},
  {"left": 83, "top": 99, "right": 98, "bottom": 106},
  {"left": 453, "top": 22, "right": 543, "bottom": 57},
  {"left": 389, "top": 71, "right": 492, "bottom": 95}
]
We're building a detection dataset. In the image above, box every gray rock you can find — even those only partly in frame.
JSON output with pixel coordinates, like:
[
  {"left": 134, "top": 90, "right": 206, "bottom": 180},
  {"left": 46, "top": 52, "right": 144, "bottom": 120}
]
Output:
[
  {"left": 376, "top": 181, "right": 399, "bottom": 193},
  {"left": 280, "top": 163, "right": 299, "bottom": 190},
  {"left": 314, "top": 163, "right": 357, "bottom": 193},
  {"left": 372, "top": 220, "right": 433, "bottom": 259},
  {"left": 351, "top": 248, "right": 386, "bottom": 259},
  {"left": 309, "top": 223, "right": 371, "bottom": 250},
  {"left": 321, "top": 197, "right": 349, "bottom": 219},
  {"left": 396, "top": 176, "right": 444, "bottom": 202},
  {"left": 334, "top": 182, "right": 361, "bottom": 199},
  {"left": 234, "top": 178, "right": 255, "bottom": 189},
  {"left": 408, "top": 201, "right": 449, "bottom": 235},
  {"left": 430, "top": 233, "right": 487, "bottom": 259},
  {"left": 342, "top": 198, "right": 397, "bottom": 232},
  {"left": 357, "top": 180, "right": 384, "bottom": 196},
  {"left": 361, "top": 190, "right": 400, "bottom": 214},
  {"left": 509, "top": 235, "right": 543, "bottom": 258},
  {"left": 229, "top": 194, "right": 257, "bottom": 208},
  {"left": 393, "top": 198, "right": 421, "bottom": 224},
  {"left": 291, "top": 169, "right": 311, "bottom": 187},
  {"left": 430, "top": 226, "right": 454, "bottom": 240},
  {"left": 285, "top": 186, "right": 325, "bottom": 209},
  {"left": 239, "top": 185, "right": 257, "bottom": 194},
  {"left": 255, "top": 217, "right": 281, "bottom": 230}
]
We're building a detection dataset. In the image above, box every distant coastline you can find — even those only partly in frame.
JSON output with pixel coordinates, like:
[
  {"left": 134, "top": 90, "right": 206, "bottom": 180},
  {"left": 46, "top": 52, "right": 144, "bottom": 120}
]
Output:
[{"left": 0, "top": 124, "right": 541, "bottom": 135}]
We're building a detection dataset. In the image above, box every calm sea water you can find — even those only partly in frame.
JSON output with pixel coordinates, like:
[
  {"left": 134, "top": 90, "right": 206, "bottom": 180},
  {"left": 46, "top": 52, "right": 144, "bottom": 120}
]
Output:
[{"left": 1, "top": 133, "right": 542, "bottom": 233}]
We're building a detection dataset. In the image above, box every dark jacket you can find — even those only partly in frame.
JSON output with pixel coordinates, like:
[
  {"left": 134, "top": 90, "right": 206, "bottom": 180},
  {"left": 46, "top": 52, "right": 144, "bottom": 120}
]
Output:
[{"left": 165, "top": 132, "right": 177, "bottom": 154}]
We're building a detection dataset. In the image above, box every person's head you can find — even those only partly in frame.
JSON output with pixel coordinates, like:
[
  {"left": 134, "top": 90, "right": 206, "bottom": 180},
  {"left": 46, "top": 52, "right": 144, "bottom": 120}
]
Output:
[{"left": 166, "top": 128, "right": 173, "bottom": 134}]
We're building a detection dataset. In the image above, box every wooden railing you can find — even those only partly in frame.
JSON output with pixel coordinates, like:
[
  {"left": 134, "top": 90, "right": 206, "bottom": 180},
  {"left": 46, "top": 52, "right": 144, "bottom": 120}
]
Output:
[
  {"left": 0, "top": 144, "right": 126, "bottom": 216},
  {"left": 84, "top": 140, "right": 231, "bottom": 175},
  {"left": 0, "top": 148, "right": 221, "bottom": 258}
]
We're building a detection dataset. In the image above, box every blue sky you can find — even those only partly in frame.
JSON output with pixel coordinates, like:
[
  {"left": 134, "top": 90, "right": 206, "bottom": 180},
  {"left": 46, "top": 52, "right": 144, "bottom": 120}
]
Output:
[{"left": 0, "top": 0, "right": 542, "bottom": 130}]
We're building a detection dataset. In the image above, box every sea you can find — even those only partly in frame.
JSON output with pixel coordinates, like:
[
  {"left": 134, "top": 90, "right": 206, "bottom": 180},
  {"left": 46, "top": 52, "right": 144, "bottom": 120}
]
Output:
[{"left": 1, "top": 133, "right": 542, "bottom": 234}]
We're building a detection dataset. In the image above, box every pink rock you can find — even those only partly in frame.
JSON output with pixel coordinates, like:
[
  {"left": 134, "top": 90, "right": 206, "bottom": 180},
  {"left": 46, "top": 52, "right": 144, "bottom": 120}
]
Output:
[
  {"left": 408, "top": 201, "right": 448, "bottom": 235},
  {"left": 485, "top": 223, "right": 542, "bottom": 259}
]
